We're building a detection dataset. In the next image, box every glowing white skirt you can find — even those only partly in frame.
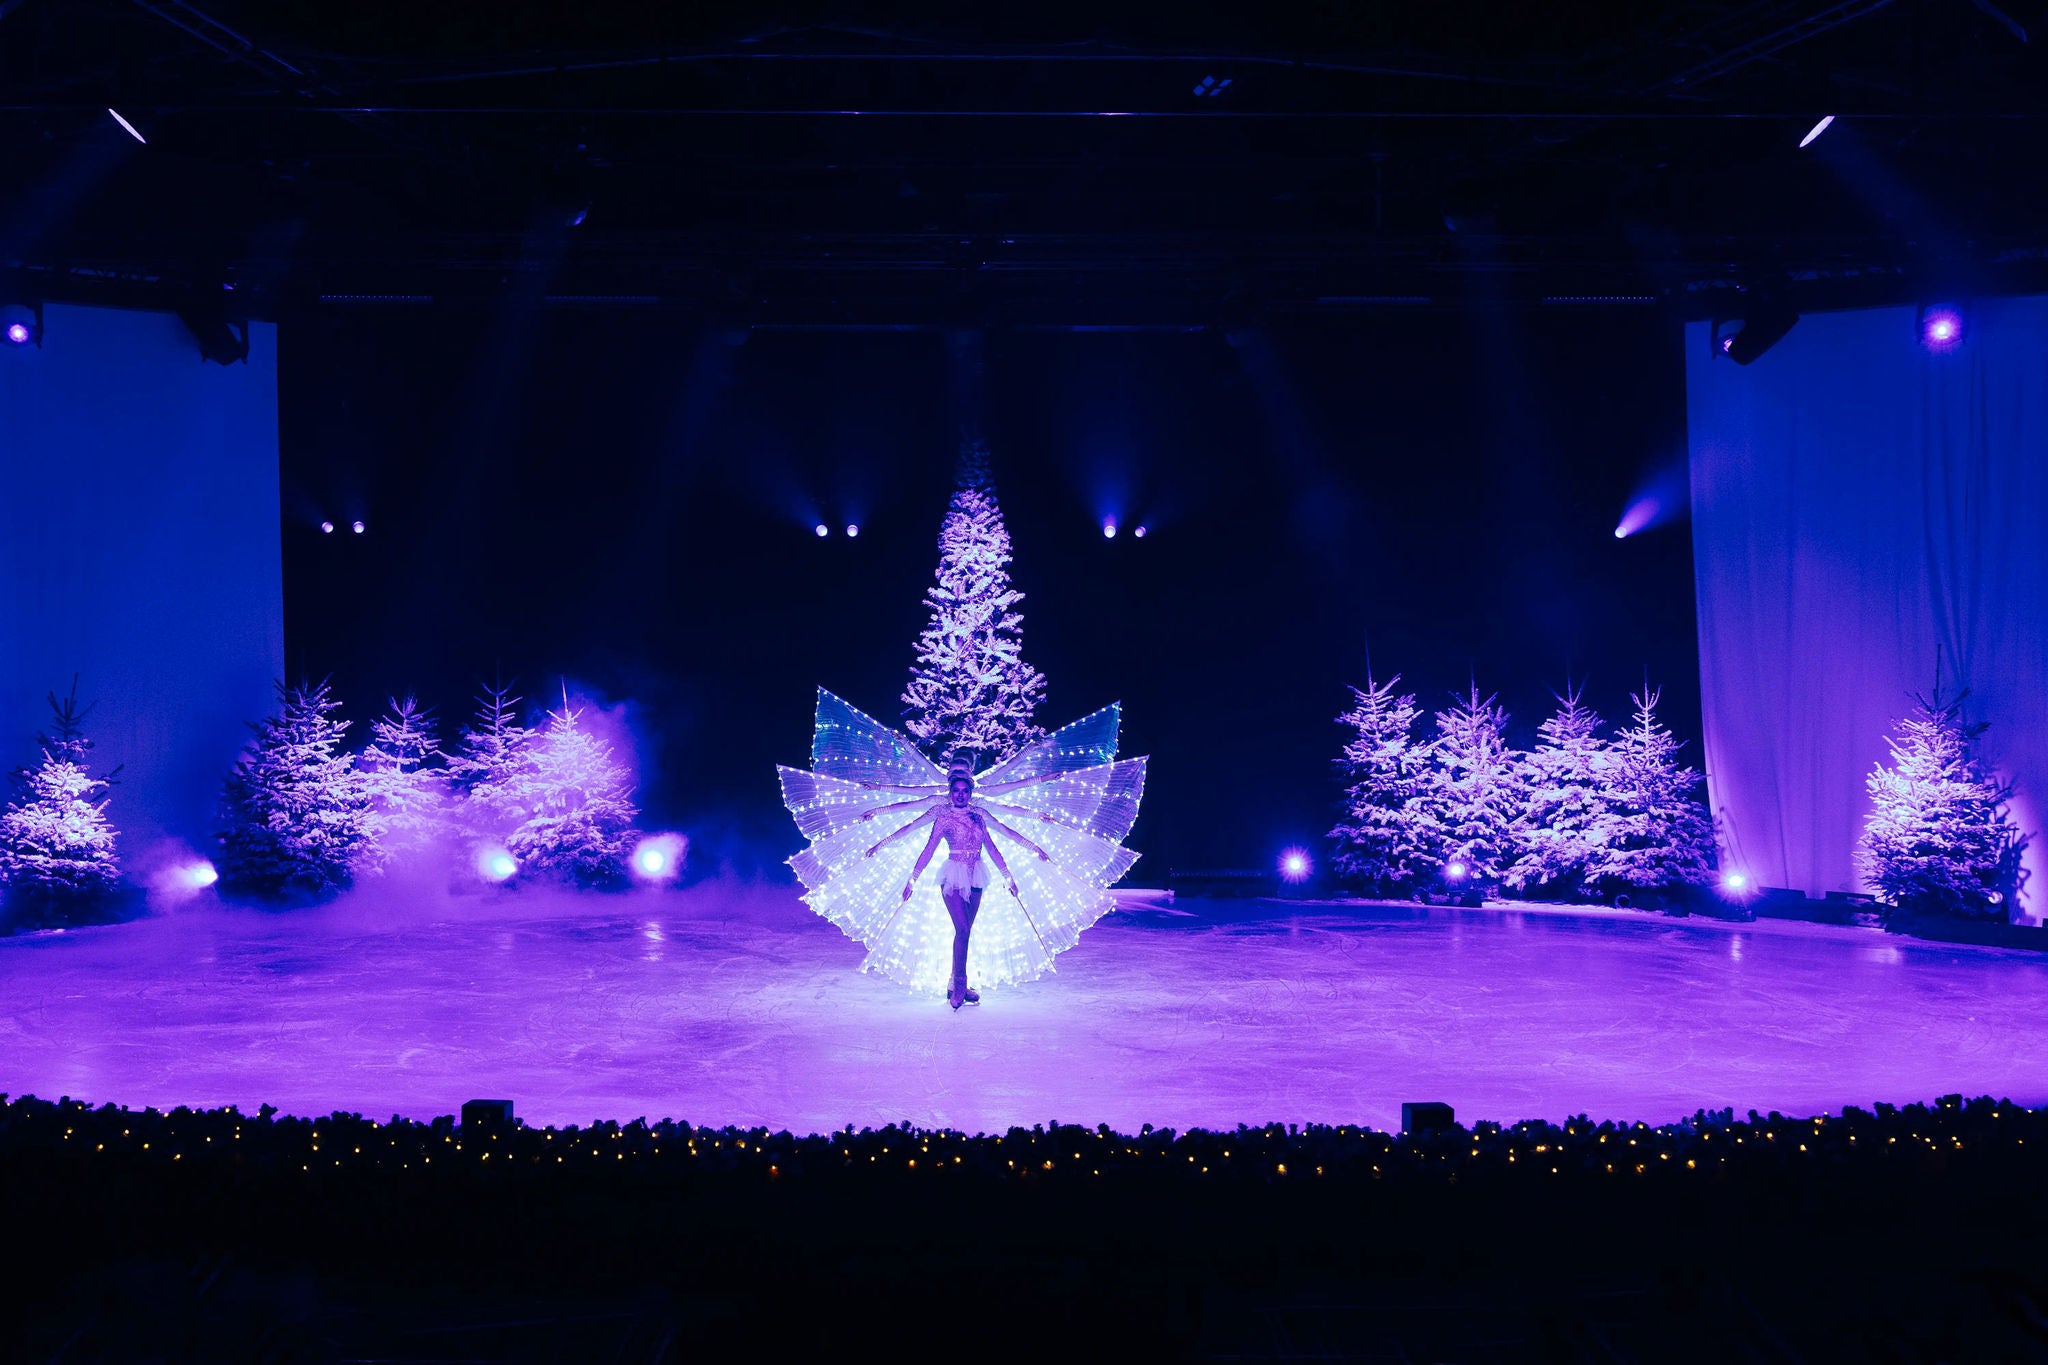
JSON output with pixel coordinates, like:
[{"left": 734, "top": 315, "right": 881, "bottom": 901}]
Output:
[
  {"left": 936, "top": 857, "right": 991, "bottom": 895},
  {"left": 779, "top": 691, "right": 1148, "bottom": 997}
]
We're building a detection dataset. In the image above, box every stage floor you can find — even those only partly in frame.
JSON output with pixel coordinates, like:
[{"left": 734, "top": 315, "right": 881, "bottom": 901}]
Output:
[{"left": 2, "top": 885, "right": 2045, "bottom": 1135}]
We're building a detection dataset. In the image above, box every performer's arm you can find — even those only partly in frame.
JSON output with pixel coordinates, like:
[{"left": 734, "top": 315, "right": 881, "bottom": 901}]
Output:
[
  {"left": 979, "top": 818, "right": 1022, "bottom": 898},
  {"left": 864, "top": 806, "right": 935, "bottom": 859},
  {"left": 983, "top": 812, "right": 1053, "bottom": 863},
  {"left": 902, "top": 822, "right": 943, "bottom": 900}
]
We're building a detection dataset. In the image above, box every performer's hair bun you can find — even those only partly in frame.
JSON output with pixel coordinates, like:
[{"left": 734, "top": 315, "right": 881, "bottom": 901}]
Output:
[{"left": 947, "top": 763, "right": 974, "bottom": 787}]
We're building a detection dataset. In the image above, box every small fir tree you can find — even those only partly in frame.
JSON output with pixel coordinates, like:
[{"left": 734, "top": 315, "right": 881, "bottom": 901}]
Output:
[
  {"left": 1328, "top": 673, "right": 1434, "bottom": 893},
  {"left": 901, "top": 441, "right": 1048, "bottom": 769},
  {"left": 1596, "top": 685, "right": 1716, "bottom": 893},
  {"left": 358, "top": 695, "right": 449, "bottom": 866},
  {"left": 1425, "top": 683, "right": 1523, "bottom": 887},
  {"left": 501, "top": 690, "right": 639, "bottom": 885},
  {"left": 217, "top": 679, "right": 372, "bottom": 902},
  {"left": 1858, "top": 687, "right": 2025, "bottom": 922},
  {"left": 1, "top": 684, "right": 121, "bottom": 918},
  {"left": 1507, "top": 686, "right": 1615, "bottom": 897},
  {"left": 446, "top": 679, "right": 537, "bottom": 842}
]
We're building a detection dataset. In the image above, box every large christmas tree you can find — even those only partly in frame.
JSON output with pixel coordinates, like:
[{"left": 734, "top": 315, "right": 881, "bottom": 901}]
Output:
[
  {"left": 901, "top": 441, "right": 1047, "bottom": 769},
  {"left": 1507, "top": 686, "right": 1614, "bottom": 897},
  {"left": 358, "top": 695, "right": 449, "bottom": 867},
  {"left": 446, "top": 679, "right": 537, "bottom": 842},
  {"left": 0, "top": 682, "right": 121, "bottom": 919},
  {"left": 1425, "top": 683, "right": 1522, "bottom": 888},
  {"left": 1859, "top": 688, "right": 2025, "bottom": 922},
  {"left": 1596, "top": 685, "right": 1716, "bottom": 893},
  {"left": 501, "top": 691, "right": 639, "bottom": 885},
  {"left": 217, "top": 679, "right": 373, "bottom": 902},
  {"left": 1329, "top": 673, "right": 1433, "bottom": 893}
]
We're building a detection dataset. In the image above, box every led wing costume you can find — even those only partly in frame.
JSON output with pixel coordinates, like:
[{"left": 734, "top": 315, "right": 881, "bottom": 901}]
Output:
[{"left": 778, "top": 689, "right": 1147, "bottom": 995}]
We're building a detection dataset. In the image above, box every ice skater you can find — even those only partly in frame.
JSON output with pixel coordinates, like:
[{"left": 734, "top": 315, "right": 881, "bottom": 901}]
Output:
[{"left": 776, "top": 691, "right": 1149, "bottom": 1002}]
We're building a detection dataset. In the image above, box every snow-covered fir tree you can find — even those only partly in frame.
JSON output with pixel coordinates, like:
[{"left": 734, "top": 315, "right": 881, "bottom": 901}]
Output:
[
  {"left": 0, "top": 684, "right": 121, "bottom": 917},
  {"left": 358, "top": 695, "right": 449, "bottom": 867},
  {"left": 1506, "top": 686, "right": 1614, "bottom": 897},
  {"left": 1858, "top": 688, "right": 2025, "bottom": 921},
  {"left": 446, "top": 679, "right": 537, "bottom": 841},
  {"left": 901, "top": 441, "right": 1047, "bottom": 769},
  {"left": 1329, "top": 673, "right": 1433, "bottom": 892},
  {"left": 1425, "top": 683, "right": 1523, "bottom": 886},
  {"left": 501, "top": 690, "right": 639, "bottom": 885},
  {"left": 1596, "top": 685, "right": 1716, "bottom": 892},
  {"left": 217, "top": 679, "right": 372, "bottom": 902}
]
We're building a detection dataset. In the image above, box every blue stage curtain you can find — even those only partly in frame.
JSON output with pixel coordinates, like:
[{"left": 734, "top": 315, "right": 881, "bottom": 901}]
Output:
[
  {"left": 0, "top": 304, "right": 282, "bottom": 854},
  {"left": 1687, "top": 297, "right": 2048, "bottom": 916}
]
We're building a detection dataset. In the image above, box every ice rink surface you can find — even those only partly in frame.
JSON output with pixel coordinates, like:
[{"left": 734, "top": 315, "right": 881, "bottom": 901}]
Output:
[{"left": 3, "top": 884, "right": 2044, "bottom": 1135}]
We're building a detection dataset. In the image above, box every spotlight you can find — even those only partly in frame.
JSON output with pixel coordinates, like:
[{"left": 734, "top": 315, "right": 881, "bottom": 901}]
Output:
[
  {"left": 1278, "top": 847, "right": 1312, "bottom": 884},
  {"left": 1613, "top": 496, "right": 1660, "bottom": 540},
  {"left": 319, "top": 521, "right": 334, "bottom": 534},
  {"left": 1446, "top": 861, "right": 1468, "bottom": 880},
  {"left": 1711, "top": 297, "right": 1799, "bottom": 366},
  {"left": 107, "top": 107, "right": 147, "bottom": 144},
  {"left": 631, "top": 833, "right": 688, "bottom": 883},
  {"left": 2, "top": 302, "right": 41, "bottom": 347},
  {"left": 1133, "top": 525, "right": 1148, "bottom": 539},
  {"left": 814, "top": 523, "right": 830, "bottom": 537},
  {"left": 1102, "top": 518, "right": 1117, "bottom": 539},
  {"left": 1723, "top": 871, "right": 1748, "bottom": 891},
  {"left": 1797, "top": 115, "right": 1835, "bottom": 148},
  {"left": 478, "top": 848, "right": 518, "bottom": 883},
  {"left": 351, "top": 520, "right": 366, "bottom": 534},
  {"left": 845, "top": 523, "right": 860, "bottom": 538},
  {"left": 183, "top": 861, "right": 219, "bottom": 889},
  {"left": 1614, "top": 526, "right": 1628, "bottom": 540},
  {"left": 1918, "top": 304, "right": 1965, "bottom": 352}
]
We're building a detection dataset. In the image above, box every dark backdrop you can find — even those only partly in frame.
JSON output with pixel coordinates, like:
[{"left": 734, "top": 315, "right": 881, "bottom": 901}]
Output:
[{"left": 278, "top": 306, "right": 1697, "bottom": 879}]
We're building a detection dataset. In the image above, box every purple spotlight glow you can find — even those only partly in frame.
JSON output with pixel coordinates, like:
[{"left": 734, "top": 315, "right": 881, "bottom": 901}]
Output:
[
  {"left": 845, "top": 523, "right": 860, "bottom": 538},
  {"left": 351, "top": 520, "right": 365, "bottom": 534},
  {"left": 478, "top": 848, "right": 518, "bottom": 883},
  {"left": 1102, "top": 518, "right": 1118, "bottom": 539},
  {"left": 1133, "top": 525, "right": 1148, "bottom": 539},
  {"left": 1614, "top": 497, "right": 1661, "bottom": 540},
  {"left": 183, "top": 861, "right": 219, "bottom": 889},
  {"left": 1920, "top": 306, "right": 1964, "bottom": 352},
  {"left": 814, "top": 524, "right": 830, "bottom": 538},
  {"left": 4, "top": 322, "right": 29, "bottom": 346},
  {"left": 1278, "top": 847, "right": 1312, "bottom": 883},
  {"left": 1446, "top": 861, "right": 1468, "bottom": 881},
  {"left": 631, "top": 833, "right": 688, "bottom": 883},
  {"left": 319, "top": 520, "right": 334, "bottom": 534},
  {"left": 1721, "top": 871, "right": 1754, "bottom": 900}
]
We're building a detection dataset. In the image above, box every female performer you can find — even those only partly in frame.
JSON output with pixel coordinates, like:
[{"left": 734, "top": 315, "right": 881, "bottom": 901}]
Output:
[{"left": 868, "top": 766, "right": 1050, "bottom": 1009}]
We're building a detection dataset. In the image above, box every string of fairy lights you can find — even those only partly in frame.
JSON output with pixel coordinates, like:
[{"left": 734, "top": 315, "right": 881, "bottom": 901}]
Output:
[{"left": 0, "top": 1093, "right": 2032, "bottom": 1187}]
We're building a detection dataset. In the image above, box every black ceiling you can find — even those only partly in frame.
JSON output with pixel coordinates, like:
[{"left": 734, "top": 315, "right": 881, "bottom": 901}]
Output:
[{"left": 3, "top": 0, "right": 2045, "bottom": 324}]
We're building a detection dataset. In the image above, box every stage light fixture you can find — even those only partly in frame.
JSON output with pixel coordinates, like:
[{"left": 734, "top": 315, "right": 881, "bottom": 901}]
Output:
[
  {"left": 2, "top": 302, "right": 41, "bottom": 347},
  {"left": 183, "top": 861, "right": 219, "bottom": 889},
  {"left": 478, "top": 848, "right": 519, "bottom": 883},
  {"left": 176, "top": 298, "right": 250, "bottom": 365},
  {"left": 632, "top": 833, "right": 687, "bottom": 883},
  {"left": 1798, "top": 115, "right": 1835, "bottom": 148},
  {"left": 351, "top": 520, "right": 365, "bottom": 534},
  {"left": 319, "top": 521, "right": 334, "bottom": 534},
  {"left": 814, "top": 523, "right": 830, "bottom": 538},
  {"left": 1711, "top": 298, "right": 1799, "bottom": 366},
  {"left": 1133, "top": 525, "right": 1148, "bottom": 539},
  {"left": 1723, "top": 871, "right": 1748, "bottom": 891},
  {"left": 1917, "top": 304, "right": 1965, "bottom": 352},
  {"left": 845, "top": 523, "right": 860, "bottom": 538},
  {"left": 107, "top": 107, "right": 147, "bottom": 144},
  {"left": 1102, "top": 518, "right": 1117, "bottom": 539},
  {"left": 1446, "top": 861, "right": 1468, "bottom": 880}
]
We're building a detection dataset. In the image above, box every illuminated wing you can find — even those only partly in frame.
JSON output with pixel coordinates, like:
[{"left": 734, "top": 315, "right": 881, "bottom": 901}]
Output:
[
  {"left": 811, "top": 689, "right": 948, "bottom": 791},
  {"left": 976, "top": 703, "right": 1121, "bottom": 787},
  {"left": 993, "top": 757, "right": 1146, "bottom": 849}
]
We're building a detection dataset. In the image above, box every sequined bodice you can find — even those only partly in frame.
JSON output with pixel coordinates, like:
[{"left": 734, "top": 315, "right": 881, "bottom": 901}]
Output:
[{"left": 933, "top": 803, "right": 987, "bottom": 861}]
